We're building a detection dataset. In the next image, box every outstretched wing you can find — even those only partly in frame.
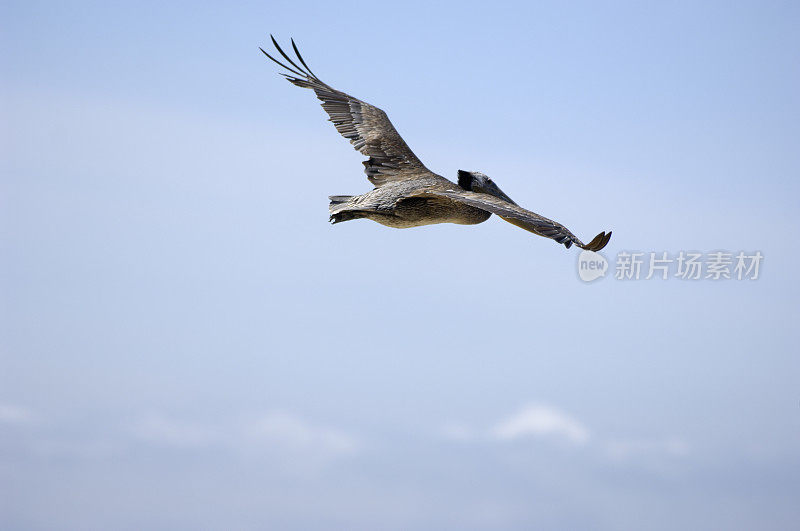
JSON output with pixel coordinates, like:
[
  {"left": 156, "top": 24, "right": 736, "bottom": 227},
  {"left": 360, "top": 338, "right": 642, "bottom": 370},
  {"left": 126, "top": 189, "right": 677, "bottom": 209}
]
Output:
[
  {"left": 422, "top": 189, "right": 612, "bottom": 251},
  {"left": 261, "top": 36, "right": 430, "bottom": 187}
]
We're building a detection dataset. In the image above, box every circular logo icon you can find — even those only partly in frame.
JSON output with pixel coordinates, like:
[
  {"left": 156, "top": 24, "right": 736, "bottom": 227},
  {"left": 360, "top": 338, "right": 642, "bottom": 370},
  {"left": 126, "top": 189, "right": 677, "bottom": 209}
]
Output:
[{"left": 577, "top": 250, "right": 608, "bottom": 282}]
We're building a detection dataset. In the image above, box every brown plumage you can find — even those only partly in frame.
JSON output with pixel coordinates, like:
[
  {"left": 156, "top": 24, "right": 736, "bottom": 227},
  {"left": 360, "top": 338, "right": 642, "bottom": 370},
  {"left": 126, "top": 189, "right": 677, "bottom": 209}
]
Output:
[{"left": 260, "top": 36, "right": 611, "bottom": 252}]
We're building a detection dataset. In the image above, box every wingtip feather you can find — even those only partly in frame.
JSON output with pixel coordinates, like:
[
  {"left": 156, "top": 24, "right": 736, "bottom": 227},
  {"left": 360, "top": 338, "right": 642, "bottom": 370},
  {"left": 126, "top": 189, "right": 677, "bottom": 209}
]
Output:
[
  {"left": 291, "top": 38, "right": 318, "bottom": 79},
  {"left": 577, "top": 230, "right": 612, "bottom": 252},
  {"left": 271, "top": 35, "right": 309, "bottom": 77},
  {"left": 260, "top": 46, "right": 307, "bottom": 78}
]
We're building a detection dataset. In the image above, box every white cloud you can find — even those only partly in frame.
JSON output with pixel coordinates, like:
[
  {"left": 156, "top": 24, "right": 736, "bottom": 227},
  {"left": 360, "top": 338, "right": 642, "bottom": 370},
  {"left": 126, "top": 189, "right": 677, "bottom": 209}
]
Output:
[
  {"left": 0, "top": 403, "right": 34, "bottom": 424},
  {"left": 245, "top": 412, "right": 359, "bottom": 455},
  {"left": 442, "top": 404, "right": 690, "bottom": 467},
  {"left": 127, "top": 411, "right": 359, "bottom": 457},
  {"left": 490, "top": 404, "right": 590, "bottom": 445}
]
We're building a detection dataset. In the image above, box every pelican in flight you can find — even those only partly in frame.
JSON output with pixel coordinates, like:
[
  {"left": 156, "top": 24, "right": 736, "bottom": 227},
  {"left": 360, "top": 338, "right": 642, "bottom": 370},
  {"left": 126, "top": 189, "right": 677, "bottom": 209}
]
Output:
[{"left": 260, "top": 37, "right": 611, "bottom": 251}]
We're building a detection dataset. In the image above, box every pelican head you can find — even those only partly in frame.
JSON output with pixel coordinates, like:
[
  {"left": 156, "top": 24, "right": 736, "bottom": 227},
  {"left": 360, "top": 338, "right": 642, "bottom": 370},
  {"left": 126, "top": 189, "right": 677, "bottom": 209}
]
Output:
[{"left": 457, "top": 170, "right": 517, "bottom": 205}]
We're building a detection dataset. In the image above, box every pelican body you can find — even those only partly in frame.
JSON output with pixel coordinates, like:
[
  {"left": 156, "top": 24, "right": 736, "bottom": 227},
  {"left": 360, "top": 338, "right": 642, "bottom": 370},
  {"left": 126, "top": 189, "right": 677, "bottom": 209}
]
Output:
[
  {"left": 329, "top": 177, "right": 490, "bottom": 228},
  {"left": 261, "top": 37, "right": 611, "bottom": 252}
]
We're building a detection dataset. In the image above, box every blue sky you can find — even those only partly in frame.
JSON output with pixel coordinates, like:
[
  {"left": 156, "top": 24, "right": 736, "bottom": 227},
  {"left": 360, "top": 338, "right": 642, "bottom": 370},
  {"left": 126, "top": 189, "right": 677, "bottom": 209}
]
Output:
[{"left": 2, "top": 1, "right": 799, "bottom": 529}]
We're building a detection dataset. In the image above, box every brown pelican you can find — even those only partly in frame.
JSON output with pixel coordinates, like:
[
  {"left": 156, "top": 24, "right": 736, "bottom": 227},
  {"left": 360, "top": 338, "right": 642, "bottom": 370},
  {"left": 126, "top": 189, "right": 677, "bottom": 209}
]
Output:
[{"left": 260, "top": 37, "right": 611, "bottom": 251}]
